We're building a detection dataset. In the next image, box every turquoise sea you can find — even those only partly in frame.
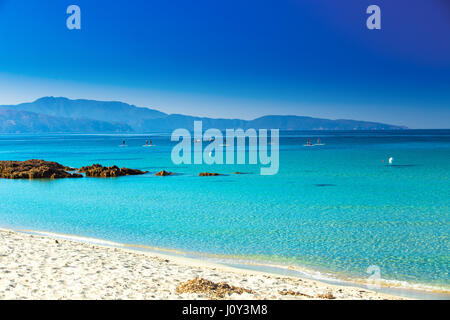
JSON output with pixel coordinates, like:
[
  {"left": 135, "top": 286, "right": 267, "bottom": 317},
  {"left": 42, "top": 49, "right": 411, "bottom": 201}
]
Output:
[{"left": 0, "top": 130, "right": 449, "bottom": 296}]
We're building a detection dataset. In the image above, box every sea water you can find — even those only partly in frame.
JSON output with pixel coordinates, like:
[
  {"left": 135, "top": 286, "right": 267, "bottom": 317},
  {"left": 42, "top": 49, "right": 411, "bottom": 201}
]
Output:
[{"left": 0, "top": 130, "right": 448, "bottom": 294}]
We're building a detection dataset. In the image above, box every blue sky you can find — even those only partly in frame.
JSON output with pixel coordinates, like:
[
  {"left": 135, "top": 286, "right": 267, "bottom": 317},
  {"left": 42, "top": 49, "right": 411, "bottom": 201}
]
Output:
[{"left": 0, "top": 0, "right": 449, "bottom": 128}]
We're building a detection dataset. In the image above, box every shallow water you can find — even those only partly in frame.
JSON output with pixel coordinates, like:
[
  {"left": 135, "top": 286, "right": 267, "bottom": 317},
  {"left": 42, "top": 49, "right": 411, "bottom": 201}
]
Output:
[{"left": 0, "top": 130, "right": 448, "bottom": 292}]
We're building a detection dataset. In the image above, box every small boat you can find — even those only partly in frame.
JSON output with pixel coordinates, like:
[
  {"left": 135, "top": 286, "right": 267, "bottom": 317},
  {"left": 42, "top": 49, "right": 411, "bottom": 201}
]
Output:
[
  {"left": 304, "top": 138, "right": 314, "bottom": 147},
  {"left": 143, "top": 140, "right": 155, "bottom": 148},
  {"left": 143, "top": 140, "right": 155, "bottom": 147},
  {"left": 314, "top": 138, "right": 325, "bottom": 146},
  {"left": 119, "top": 140, "right": 128, "bottom": 147}
]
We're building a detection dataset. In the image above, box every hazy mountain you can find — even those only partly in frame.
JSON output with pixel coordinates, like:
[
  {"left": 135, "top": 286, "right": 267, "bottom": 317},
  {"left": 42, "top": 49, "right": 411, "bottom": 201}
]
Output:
[
  {"left": 0, "top": 109, "right": 132, "bottom": 133},
  {"left": 0, "top": 97, "right": 407, "bottom": 133},
  {"left": 246, "top": 115, "right": 406, "bottom": 131},
  {"left": 0, "top": 97, "right": 167, "bottom": 130}
]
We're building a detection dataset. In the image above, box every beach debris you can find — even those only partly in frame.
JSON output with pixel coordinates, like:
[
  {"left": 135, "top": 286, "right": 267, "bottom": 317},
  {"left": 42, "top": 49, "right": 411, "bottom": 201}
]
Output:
[
  {"left": 0, "top": 160, "right": 83, "bottom": 179},
  {"left": 199, "top": 172, "right": 222, "bottom": 177},
  {"left": 78, "top": 164, "right": 148, "bottom": 177},
  {"left": 316, "top": 292, "right": 335, "bottom": 299},
  {"left": 278, "top": 289, "right": 313, "bottom": 298},
  {"left": 175, "top": 278, "right": 254, "bottom": 298},
  {"left": 155, "top": 170, "right": 174, "bottom": 176}
]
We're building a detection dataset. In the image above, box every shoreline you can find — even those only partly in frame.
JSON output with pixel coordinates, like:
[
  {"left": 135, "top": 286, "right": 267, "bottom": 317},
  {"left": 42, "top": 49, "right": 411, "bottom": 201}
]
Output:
[
  {"left": 0, "top": 227, "right": 441, "bottom": 300},
  {"left": 12, "top": 228, "right": 450, "bottom": 299}
]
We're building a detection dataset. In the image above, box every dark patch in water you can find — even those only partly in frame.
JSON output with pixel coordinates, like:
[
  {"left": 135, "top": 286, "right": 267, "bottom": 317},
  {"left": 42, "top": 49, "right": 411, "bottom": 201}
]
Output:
[
  {"left": 315, "top": 184, "right": 336, "bottom": 187},
  {"left": 387, "top": 164, "right": 422, "bottom": 168}
]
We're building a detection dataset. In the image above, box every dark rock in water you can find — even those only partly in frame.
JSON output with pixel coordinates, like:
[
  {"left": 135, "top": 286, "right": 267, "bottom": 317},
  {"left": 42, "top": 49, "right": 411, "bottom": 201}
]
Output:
[
  {"left": 0, "top": 159, "right": 83, "bottom": 179},
  {"left": 0, "top": 160, "right": 147, "bottom": 179},
  {"left": 78, "top": 164, "right": 147, "bottom": 177},
  {"left": 155, "top": 170, "right": 174, "bottom": 176},
  {"left": 199, "top": 172, "right": 222, "bottom": 176}
]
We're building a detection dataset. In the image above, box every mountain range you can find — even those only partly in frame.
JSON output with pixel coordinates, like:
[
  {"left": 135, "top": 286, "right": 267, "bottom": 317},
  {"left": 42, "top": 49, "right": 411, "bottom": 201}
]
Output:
[{"left": 0, "top": 97, "right": 407, "bottom": 133}]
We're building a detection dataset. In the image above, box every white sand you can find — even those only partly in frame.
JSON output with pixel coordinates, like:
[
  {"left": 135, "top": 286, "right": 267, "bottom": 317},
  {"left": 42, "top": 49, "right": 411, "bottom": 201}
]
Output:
[{"left": 0, "top": 228, "right": 402, "bottom": 300}]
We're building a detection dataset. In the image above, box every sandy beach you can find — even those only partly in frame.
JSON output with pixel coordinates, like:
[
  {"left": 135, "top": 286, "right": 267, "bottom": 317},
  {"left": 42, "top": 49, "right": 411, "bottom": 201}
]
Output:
[{"left": 0, "top": 228, "right": 403, "bottom": 300}]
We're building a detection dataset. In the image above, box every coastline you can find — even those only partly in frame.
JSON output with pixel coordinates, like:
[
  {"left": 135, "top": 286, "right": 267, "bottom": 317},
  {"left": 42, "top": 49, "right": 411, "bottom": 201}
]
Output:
[
  {"left": 12, "top": 229, "right": 450, "bottom": 299},
  {"left": 0, "top": 227, "right": 408, "bottom": 300}
]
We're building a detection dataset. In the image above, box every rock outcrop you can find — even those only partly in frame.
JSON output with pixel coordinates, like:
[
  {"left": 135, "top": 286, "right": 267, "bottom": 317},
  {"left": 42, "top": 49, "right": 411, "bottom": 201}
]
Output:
[
  {"left": 155, "top": 170, "right": 174, "bottom": 176},
  {"left": 0, "top": 160, "right": 82, "bottom": 179},
  {"left": 199, "top": 172, "right": 222, "bottom": 176},
  {"left": 78, "top": 164, "right": 147, "bottom": 177}
]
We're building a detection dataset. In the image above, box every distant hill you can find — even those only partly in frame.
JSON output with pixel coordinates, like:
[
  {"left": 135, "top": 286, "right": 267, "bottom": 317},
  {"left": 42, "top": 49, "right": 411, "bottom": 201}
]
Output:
[
  {"left": 0, "top": 97, "right": 167, "bottom": 132},
  {"left": 0, "top": 97, "right": 407, "bottom": 133},
  {"left": 0, "top": 109, "right": 132, "bottom": 133},
  {"left": 137, "top": 114, "right": 406, "bottom": 131}
]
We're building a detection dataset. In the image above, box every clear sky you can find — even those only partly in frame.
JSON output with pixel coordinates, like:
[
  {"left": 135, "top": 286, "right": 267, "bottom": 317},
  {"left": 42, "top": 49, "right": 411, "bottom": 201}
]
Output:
[{"left": 0, "top": 0, "right": 449, "bottom": 128}]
